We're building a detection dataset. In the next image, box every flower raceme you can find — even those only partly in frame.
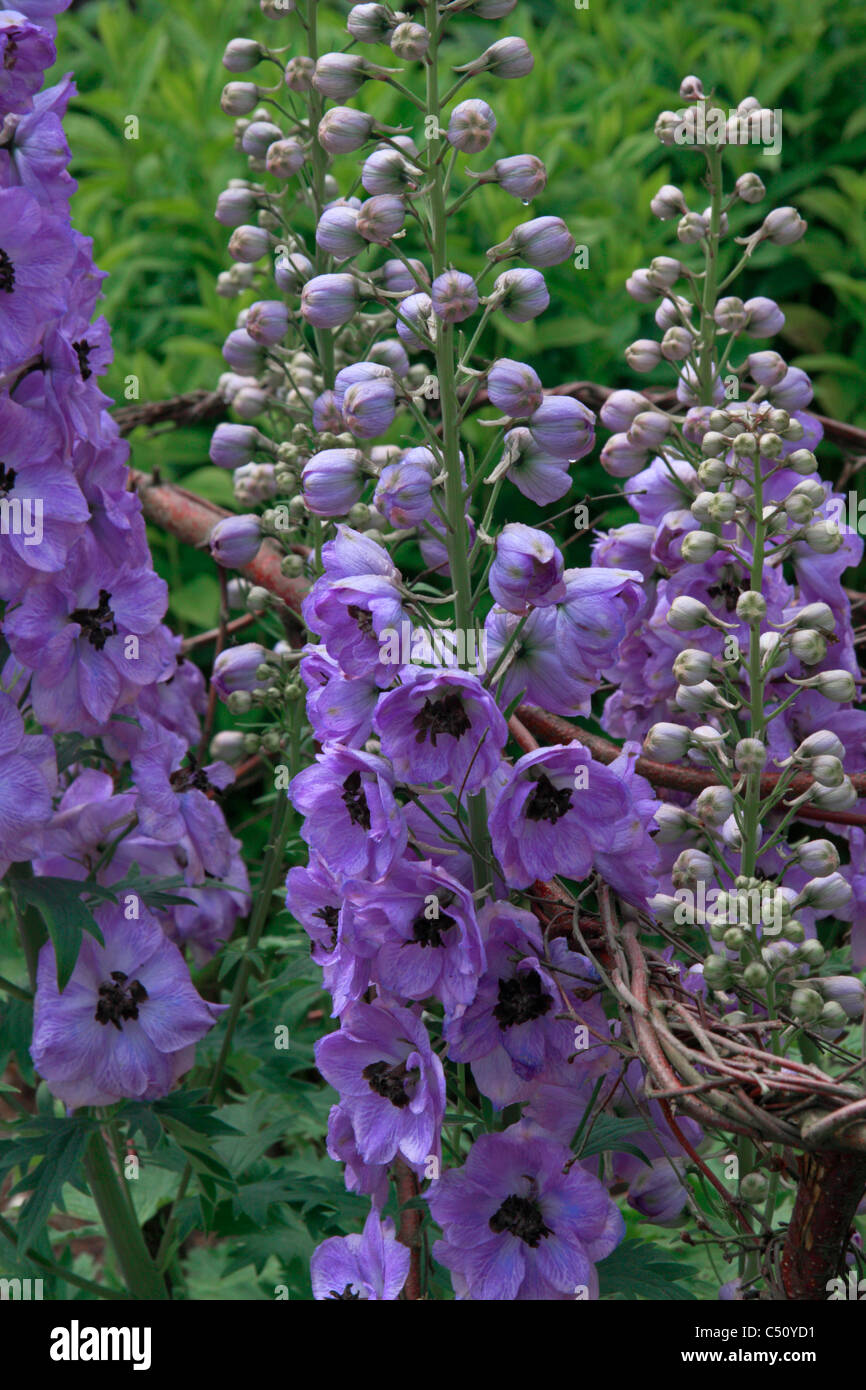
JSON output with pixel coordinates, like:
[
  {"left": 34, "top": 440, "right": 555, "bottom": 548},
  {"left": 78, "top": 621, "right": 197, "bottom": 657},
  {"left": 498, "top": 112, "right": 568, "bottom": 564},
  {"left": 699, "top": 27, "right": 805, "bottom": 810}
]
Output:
[{"left": 0, "top": 2, "right": 242, "bottom": 1124}]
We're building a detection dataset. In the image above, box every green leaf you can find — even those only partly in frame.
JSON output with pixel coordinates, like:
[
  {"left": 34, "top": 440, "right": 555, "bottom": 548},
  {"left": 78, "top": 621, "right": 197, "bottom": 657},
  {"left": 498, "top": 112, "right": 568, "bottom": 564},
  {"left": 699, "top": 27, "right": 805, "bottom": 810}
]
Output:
[
  {"left": 598, "top": 1240, "right": 698, "bottom": 1301},
  {"left": 11, "top": 877, "right": 107, "bottom": 991},
  {"left": 10, "top": 1120, "right": 92, "bottom": 1252}
]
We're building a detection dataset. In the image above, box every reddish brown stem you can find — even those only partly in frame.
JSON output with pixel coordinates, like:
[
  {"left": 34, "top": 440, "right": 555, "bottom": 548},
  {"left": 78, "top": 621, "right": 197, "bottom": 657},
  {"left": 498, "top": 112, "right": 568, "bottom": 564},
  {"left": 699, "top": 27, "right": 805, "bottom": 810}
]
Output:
[
  {"left": 394, "top": 1158, "right": 422, "bottom": 1300},
  {"left": 778, "top": 1151, "right": 866, "bottom": 1299}
]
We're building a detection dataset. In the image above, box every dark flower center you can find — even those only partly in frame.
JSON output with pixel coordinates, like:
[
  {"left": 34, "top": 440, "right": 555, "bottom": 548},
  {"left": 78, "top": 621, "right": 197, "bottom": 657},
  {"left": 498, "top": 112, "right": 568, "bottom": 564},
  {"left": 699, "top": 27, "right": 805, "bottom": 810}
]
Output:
[
  {"left": 328, "top": 1284, "right": 362, "bottom": 1300},
  {"left": 69, "top": 589, "right": 117, "bottom": 650},
  {"left": 0, "top": 248, "right": 15, "bottom": 294},
  {"left": 489, "top": 1193, "right": 552, "bottom": 1247},
  {"left": 94, "top": 970, "right": 148, "bottom": 1031},
  {"left": 362, "top": 1058, "right": 413, "bottom": 1108},
  {"left": 494, "top": 969, "right": 552, "bottom": 1029},
  {"left": 313, "top": 904, "right": 340, "bottom": 949},
  {"left": 526, "top": 773, "right": 572, "bottom": 824},
  {"left": 169, "top": 758, "right": 211, "bottom": 793},
  {"left": 347, "top": 603, "right": 374, "bottom": 638},
  {"left": 0, "top": 462, "right": 16, "bottom": 497},
  {"left": 707, "top": 574, "right": 745, "bottom": 613},
  {"left": 411, "top": 910, "right": 456, "bottom": 948},
  {"left": 341, "top": 770, "right": 371, "bottom": 830},
  {"left": 412, "top": 693, "right": 471, "bottom": 747},
  {"left": 72, "top": 338, "right": 93, "bottom": 380}
]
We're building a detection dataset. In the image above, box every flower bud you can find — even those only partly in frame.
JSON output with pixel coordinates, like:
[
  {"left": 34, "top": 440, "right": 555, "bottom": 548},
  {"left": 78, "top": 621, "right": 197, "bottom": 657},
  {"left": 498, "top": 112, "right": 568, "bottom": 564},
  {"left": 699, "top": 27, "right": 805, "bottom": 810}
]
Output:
[
  {"left": 626, "top": 411, "right": 669, "bottom": 448},
  {"left": 739, "top": 1171, "right": 768, "bottom": 1202},
  {"left": 347, "top": 4, "right": 395, "bottom": 43},
  {"left": 735, "top": 172, "right": 765, "bottom": 203},
  {"left": 284, "top": 55, "right": 314, "bottom": 90},
  {"left": 785, "top": 493, "right": 814, "bottom": 524},
  {"left": 666, "top": 596, "right": 715, "bottom": 630},
  {"left": 301, "top": 273, "right": 358, "bottom": 329},
  {"left": 222, "top": 329, "right": 265, "bottom": 373},
  {"left": 321, "top": 108, "right": 377, "bottom": 158},
  {"left": 228, "top": 224, "right": 271, "bottom": 262},
  {"left": 275, "top": 252, "right": 313, "bottom": 293},
  {"left": 644, "top": 722, "right": 692, "bottom": 761},
  {"left": 661, "top": 326, "right": 693, "bottom": 361},
  {"left": 625, "top": 269, "right": 658, "bottom": 303},
  {"left": 793, "top": 839, "right": 840, "bottom": 877},
  {"left": 650, "top": 184, "right": 686, "bottom": 219},
  {"left": 761, "top": 206, "right": 807, "bottom": 245},
  {"left": 499, "top": 216, "right": 574, "bottom": 267},
  {"left": 747, "top": 350, "right": 787, "bottom": 387},
  {"left": 811, "top": 778, "right": 858, "bottom": 810},
  {"left": 675, "top": 680, "right": 726, "bottom": 713},
  {"left": 209, "top": 423, "right": 268, "bottom": 470},
  {"left": 700, "top": 430, "right": 728, "bottom": 456},
  {"left": 794, "top": 730, "right": 846, "bottom": 761},
  {"left": 600, "top": 389, "right": 651, "bottom": 432},
  {"left": 431, "top": 269, "right": 479, "bottom": 323},
  {"left": 792, "top": 601, "right": 834, "bottom": 634},
  {"left": 491, "top": 267, "right": 550, "bottom": 322},
  {"left": 789, "top": 628, "right": 826, "bottom": 666},
  {"left": 804, "top": 520, "right": 842, "bottom": 554},
  {"left": 487, "top": 358, "right": 544, "bottom": 417},
  {"left": 734, "top": 738, "right": 767, "bottom": 773},
  {"left": 786, "top": 449, "right": 818, "bottom": 476},
  {"left": 742, "top": 961, "right": 768, "bottom": 989},
  {"left": 246, "top": 299, "right": 290, "bottom": 346},
  {"left": 447, "top": 98, "right": 497, "bottom": 153},
  {"left": 477, "top": 36, "right": 534, "bottom": 78},
  {"left": 676, "top": 212, "right": 706, "bottom": 244},
  {"left": 625, "top": 339, "right": 662, "bottom": 372},
  {"left": 357, "top": 194, "right": 405, "bottom": 244},
  {"left": 810, "top": 755, "right": 845, "bottom": 788},
  {"left": 395, "top": 291, "right": 433, "bottom": 350},
  {"left": 301, "top": 448, "right": 365, "bottom": 517},
  {"left": 809, "top": 669, "right": 857, "bottom": 701},
  {"left": 713, "top": 296, "right": 747, "bottom": 333},
  {"left": 491, "top": 154, "right": 548, "bottom": 201},
  {"left": 313, "top": 52, "right": 372, "bottom": 100},
  {"left": 680, "top": 530, "right": 719, "bottom": 563},
  {"left": 695, "top": 784, "right": 734, "bottom": 825},
  {"left": 797, "top": 873, "right": 852, "bottom": 913},
  {"left": 221, "top": 82, "right": 260, "bottom": 115},
  {"left": 209, "top": 514, "right": 262, "bottom": 568},
  {"left": 672, "top": 848, "right": 714, "bottom": 889},
  {"left": 390, "top": 21, "right": 429, "bottom": 59},
  {"left": 704, "top": 955, "right": 732, "bottom": 990},
  {"left": 652, "top": 804, "right": 695, "bottom": 843},
  {"left": 819, "top": 977, "right": 865, "bottom": 1020},
  {"left": 697, "top": 457, "right": 729, "bottom": 487},
  {"left": 707, "top": 492, "right": 738, "bottom": 523}
]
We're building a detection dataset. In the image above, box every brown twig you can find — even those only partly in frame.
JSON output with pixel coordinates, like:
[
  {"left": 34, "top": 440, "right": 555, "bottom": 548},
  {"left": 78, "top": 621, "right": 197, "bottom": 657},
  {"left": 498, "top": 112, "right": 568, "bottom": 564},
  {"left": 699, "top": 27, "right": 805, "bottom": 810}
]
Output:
[{"left": 394, "top": 1158, "right": 422, "bottom": 1301}]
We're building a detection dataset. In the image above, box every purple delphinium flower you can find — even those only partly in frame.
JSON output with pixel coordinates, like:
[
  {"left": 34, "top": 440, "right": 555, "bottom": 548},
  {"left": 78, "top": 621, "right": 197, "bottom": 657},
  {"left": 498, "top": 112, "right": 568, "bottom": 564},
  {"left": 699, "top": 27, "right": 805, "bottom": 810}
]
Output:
[
  {"left": 291, "top": 744, "right": 407, "bottom": 881},
  {"left": 303, "top": 527, "right": 407, "bottom": 683},
  {"left": 445, "top": 902, "right": 600, "bottom": 1106},
  {"left": 326, "top": 1103, "right": 390, "bottom": 1209},
  {"left": 342, "top": 377, "right": 396, "bottom": 439},
  {"left": 343, "top": 858, "right": 485, "bottom": 1012},
  {"left": 0, "top": 689, "right": 56, "bottom": 874},
  {"left": 4, "top": 552, "right": 173, "bottom": 732},
  {"left": 484, "top": 605, "right": 597, "bottom": 715},
  {"left": 489, "top": 523, "right": 566, "bottom": 613},
  {"left": 500, "top": 427, "right": 573, "bottom": 505},
  {"left": 315, "top": 999, "right": 445, "bottom": 1174},
  {"left": 489, "top": 744, "right": 634, "bottom": 889},
  {"left": 285, "top": 853, "right": 371, "bottom": 1016},
  {"left": 0, "top": 185, "right": 70, "bottom": 366},
  {"left": 300, "top": 644, "right": 379, "bottom": 748},
  {"left": 131, "top": 718, "right": 237, "bottom": 881},
  {"left": 30, "top": 905, "right": 224, "bottom": 1109},
  {"left": 0, "top": 396, "right": 88, "bottom": 586},
  {"left": 211, "top": 642, "right": 269, "bottom": 700},
  {"left": 373, "top": 667, "right": 507, "bottom": 794},
  {"left": 0, "top": 74, "right": 75, "bottom": 210},
  {"left": 554, "top": 566, "right": 646, "bottom": 669},
  {"left": 427, "top": 1127, "right": 624, "bottom": 1300},
  {"left": 311, "top": 1207, "right": 410, "bottom": 1300},
  {"left": 0, "top": 12, "right": 55, "bottom": 119}
]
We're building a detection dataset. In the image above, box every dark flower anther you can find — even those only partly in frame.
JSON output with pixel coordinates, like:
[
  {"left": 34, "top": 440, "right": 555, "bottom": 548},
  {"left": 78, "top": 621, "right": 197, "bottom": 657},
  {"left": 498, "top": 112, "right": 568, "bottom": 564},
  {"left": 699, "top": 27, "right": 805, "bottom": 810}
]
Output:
[
  {"left": 72, "top": 338, "right": 92, "bottom": 380},
  {"left": 411, "top": 910, "right": 456, "bottom": 948},
  {"left": 94, "top": 970, "right": 149, "bottom": 1031},
  {"left": 489, "top": 1193, "right": 552, "bottom": 1247},
  {"left": 347, "top": 603, "right": 374, "bottom": 638},
  {"left": 69, "top": 589, "right": 117, "bottom": 650},
  {"left": 412, "top": 692, "right": 471, "bottom": 747},
  {"left": 0, "top": 248, "right": 14, "bottom": 293},
  {"left": 0, "top": 462, "right": 16, "bottom": 496},
  {"left": 328, "top": 1284, "right": 362, "bottom": 1300},
  {"left": 525, "top": 772, "right": 572, "bottom": 824},
  {"left": 341, "top": 769, "right": 371, "bottom": 830},
  {"left": 362, "top": 1058, "right": 413, "bottom": 1108},
  {"left": 493, "top": 969, "right": 552, "bottom": 1028}
]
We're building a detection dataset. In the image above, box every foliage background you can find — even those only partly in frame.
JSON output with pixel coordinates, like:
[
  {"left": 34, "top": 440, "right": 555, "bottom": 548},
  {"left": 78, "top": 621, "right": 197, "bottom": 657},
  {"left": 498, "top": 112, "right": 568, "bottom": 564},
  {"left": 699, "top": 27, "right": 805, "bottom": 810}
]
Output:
[{"left": 0, "top": 0, "right": 862, "bottom": 1299}]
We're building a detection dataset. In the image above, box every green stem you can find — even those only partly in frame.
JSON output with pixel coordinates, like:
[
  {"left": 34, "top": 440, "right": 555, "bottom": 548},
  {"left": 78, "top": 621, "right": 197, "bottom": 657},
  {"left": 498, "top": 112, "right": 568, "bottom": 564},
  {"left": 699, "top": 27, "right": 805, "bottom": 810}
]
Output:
[
  {"left": 83, "top": 1129, "right": 168, "bottom": 1300},
  {"left": 425, "top": 0, "right": 488, "bottom": 890}
]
